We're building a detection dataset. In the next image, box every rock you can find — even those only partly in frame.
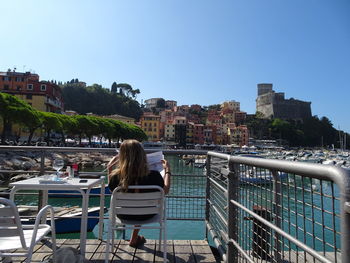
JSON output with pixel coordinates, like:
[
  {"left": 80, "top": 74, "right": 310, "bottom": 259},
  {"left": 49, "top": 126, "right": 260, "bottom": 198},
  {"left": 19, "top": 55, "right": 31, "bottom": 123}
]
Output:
[
  {"left": 22, "top": 161, "right": 34, "bottom": 170},
  {"left": 10, "top": 159, "right": 22, "bottom": 170},
  {"left": 10, "top": 173, "right": 34, "bottom": 182}
]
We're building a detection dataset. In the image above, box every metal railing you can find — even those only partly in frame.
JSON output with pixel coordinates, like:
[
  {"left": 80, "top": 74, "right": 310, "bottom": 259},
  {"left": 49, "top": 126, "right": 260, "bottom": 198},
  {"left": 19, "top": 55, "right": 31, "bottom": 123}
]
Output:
[{"left": 206, "top": 151, "right": 350, "bottom": 263}]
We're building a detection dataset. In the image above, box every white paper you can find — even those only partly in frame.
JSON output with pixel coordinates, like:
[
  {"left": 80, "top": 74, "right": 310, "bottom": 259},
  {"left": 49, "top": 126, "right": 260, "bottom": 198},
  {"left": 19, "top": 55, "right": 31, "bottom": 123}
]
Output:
[{"left": 147, "top": 151, "right": 165, "bottom": 177}]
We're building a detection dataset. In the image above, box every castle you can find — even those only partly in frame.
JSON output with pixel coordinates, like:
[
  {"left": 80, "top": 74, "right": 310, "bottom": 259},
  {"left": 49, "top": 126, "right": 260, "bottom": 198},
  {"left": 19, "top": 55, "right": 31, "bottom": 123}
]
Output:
[{"left": 256, "top": 83, "right": 312, "bottom": 120}]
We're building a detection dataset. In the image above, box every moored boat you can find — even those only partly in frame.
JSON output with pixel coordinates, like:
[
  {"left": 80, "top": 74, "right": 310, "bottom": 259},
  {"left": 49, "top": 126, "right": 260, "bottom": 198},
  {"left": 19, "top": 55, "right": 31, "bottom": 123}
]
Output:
[{"left": 19, "top": 205, "right": 105, "bottom": 234}]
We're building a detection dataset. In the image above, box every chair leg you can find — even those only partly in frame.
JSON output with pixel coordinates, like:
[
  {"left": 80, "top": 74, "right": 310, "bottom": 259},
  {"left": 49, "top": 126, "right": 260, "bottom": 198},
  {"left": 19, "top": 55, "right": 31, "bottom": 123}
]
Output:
[
  {"left": 51, "top": 233, "right": 57, "bottom": 262},
  {"left": 163, "top": 224, "right": 167, "bottom": 263},
  {"left": 105, "top": 222, "right": 112, "bottom": 263},
  {"left": 159, "top": 228, "right": 162, "bottom": 250}
]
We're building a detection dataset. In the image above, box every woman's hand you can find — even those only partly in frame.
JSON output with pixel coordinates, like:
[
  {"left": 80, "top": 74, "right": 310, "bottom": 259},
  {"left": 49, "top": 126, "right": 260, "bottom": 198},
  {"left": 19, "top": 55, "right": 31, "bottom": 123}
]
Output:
[
  {"left": 162, "top": 159, "right": 171, "bottom": 194},
  {"left": 107, "top": 155, "right": 119, "bottom": 174}
]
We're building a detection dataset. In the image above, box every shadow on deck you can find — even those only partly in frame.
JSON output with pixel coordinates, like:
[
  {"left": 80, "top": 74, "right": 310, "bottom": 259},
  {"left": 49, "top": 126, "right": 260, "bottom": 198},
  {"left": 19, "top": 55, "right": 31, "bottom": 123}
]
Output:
[{"left": 11, "top": 239, "right": 219, "bottom": 263}]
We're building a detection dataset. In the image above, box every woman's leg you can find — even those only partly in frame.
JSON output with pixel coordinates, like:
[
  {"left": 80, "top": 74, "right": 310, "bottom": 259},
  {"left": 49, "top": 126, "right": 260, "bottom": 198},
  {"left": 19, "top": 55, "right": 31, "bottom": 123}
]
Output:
[{"left": 129, "top": 226, "right": 140, "bottom": 246}]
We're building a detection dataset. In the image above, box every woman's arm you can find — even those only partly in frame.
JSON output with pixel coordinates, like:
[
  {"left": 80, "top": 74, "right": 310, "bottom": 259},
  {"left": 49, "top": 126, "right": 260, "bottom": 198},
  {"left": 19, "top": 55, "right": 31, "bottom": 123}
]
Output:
[
  {"left": 162, "top": 159, "right": 171, "bottom": 195},
  {"left": 107, "top": 155, "right": 119, "bottom": 181}
]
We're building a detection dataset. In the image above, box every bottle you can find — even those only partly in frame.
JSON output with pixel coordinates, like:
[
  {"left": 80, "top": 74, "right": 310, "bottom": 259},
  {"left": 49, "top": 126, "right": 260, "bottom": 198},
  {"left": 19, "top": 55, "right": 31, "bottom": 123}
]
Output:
[
  {"left": 72, "top": 163, "right": 79, "bottom": 177},
  {"left": 67, "top": 166, "right": 73, "bottom": 179}
]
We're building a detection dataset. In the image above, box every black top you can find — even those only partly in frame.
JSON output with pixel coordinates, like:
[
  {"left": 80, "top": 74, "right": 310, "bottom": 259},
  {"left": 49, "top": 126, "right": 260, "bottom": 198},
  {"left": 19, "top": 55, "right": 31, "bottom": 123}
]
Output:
[
  {"left": 108, "top": 170, "right": 164, "bottom": 192},
  {"left": 108, "top": 170, "right": 164, "bottom": 221}
]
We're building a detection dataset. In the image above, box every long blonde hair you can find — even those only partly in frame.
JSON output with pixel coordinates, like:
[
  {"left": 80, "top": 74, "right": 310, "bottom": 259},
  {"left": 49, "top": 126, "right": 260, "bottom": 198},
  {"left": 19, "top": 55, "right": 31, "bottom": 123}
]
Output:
[{"left": 109, "top": 139, "right": 149, "bottom": 191}]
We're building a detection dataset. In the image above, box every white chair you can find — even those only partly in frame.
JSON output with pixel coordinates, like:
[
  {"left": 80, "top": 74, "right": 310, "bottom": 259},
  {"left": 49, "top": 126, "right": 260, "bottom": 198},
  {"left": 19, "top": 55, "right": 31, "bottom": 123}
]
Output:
[
  {"left": 105, "top": 185, "right": 167, "bottom": 263},
  {"left": 0, "top": 198, "right": 56, "bottom": 263}
]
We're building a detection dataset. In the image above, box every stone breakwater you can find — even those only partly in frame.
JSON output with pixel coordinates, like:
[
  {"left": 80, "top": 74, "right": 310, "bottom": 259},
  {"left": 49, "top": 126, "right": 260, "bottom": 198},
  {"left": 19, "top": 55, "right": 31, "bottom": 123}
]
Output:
[{"left": 0, "top": 151, "right": 114, "bottom": 185}]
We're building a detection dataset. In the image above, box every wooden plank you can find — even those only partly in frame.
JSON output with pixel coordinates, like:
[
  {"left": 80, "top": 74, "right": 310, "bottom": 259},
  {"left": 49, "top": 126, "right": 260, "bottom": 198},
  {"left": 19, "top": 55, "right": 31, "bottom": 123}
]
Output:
[
  {"left": 89, "top": 239, "right": 120, "bottom": 262},
  {"left": 154, "top": 240, "right": 174, "bottom": 263},
  {"left": 133, "top": 239, "right": 156, "bottom": 263},
  {"left": 190, "top": 240, "right": 216, "bottom": 263},
  {"left": 173, "top": 240, "right": 196, "bottom": 263},
  {"left": 85, "top": 239, "right": 102, "bottom": 261},
  {"left": 111, "top": 239, "right": 135, "bottom": 263},
  {"left": 29, "top": 239, "right": 66, "bottom": 262}
]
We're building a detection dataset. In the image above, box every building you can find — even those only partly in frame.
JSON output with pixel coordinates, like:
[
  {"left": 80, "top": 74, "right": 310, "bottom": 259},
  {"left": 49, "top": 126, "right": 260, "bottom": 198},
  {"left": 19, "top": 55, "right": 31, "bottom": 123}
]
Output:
[
  {"left": 164, "top": 123, "right": 175, "bottom": 142},
  {"left": 256, "top": 83, "right": 312, "bottom": 120},
  {"left": 144, "top": 98, "right": 163, "bottom": 109},
  {"left": 221, "top": 100, "right": 240, "bottom": 112},
  {"left": 193, "top": 124, "right": 205, "bottom": 145},
  {"left": 165, "top": 100, "right": 177, "bottom": 109},
  {"left": 140, "top": 114, "right": 161, "bottom": 141},
  {"left": 228, "top": 125, "right": 249, "bottom": 147},
  {"left": 0, "top": 70, "right": 64, "bottom": 113}
]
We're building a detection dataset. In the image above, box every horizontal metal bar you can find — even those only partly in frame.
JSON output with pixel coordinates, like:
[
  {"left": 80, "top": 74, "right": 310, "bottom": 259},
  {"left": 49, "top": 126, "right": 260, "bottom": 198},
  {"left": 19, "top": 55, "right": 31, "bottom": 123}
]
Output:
[
  {"left": 208, "top": 177, "right": 228, "bottom": 196},
  {"left": 229, "top": 238, "right": 255, "bottom": 263},
  {"left": 230, "top": 199, "right": 333, "bottom": 263},
  {"left": 206, "top": 221, "right": 227, "bottom": 262},
  {"left": 207, "top": 199, "right": 228, "bottom": 227}
]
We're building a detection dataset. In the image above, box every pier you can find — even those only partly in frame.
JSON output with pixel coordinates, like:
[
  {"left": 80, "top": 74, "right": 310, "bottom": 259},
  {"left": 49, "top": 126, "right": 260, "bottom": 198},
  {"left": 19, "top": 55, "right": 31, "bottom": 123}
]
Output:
[{"left": 11, "top": 239, "right": 217, "bottom": 263}]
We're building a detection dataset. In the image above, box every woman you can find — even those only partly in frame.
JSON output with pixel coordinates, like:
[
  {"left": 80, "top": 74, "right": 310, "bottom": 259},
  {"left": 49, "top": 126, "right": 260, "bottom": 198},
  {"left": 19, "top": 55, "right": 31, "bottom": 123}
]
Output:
[{"left": 107, "top": 139, "right": 171, "bottom": 248}]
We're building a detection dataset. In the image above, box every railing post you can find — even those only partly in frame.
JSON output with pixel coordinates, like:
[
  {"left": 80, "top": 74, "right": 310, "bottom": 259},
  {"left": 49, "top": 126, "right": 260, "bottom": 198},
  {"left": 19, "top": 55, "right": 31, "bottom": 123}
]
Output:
[
  {"left": 227, "top": 159, "right": 239, "bottom": 263},
  {"left": 341, "top": 169, "right": 350, "bottom": 263},
  {"left": 205, "top": 154, "right": 211, "bottom": 241},
  {"left": 38, "top": 150, "right": 46, "bottom": 210},
  {"left": 272, "top": 170, "right": 282, "bottom": 262}
]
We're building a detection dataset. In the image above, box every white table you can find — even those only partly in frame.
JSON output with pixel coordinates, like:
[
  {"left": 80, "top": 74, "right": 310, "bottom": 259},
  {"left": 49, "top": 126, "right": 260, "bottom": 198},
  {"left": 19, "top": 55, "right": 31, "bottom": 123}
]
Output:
[{"left": 9, "top": 176, "right": 105, "bottom": 256}]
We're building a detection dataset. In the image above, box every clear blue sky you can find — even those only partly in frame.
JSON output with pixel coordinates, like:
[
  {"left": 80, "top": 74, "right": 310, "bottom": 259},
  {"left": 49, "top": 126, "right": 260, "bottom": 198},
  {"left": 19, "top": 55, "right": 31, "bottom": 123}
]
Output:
[{"left": 1, "top": 1, "right": 349, "bottom": 132}]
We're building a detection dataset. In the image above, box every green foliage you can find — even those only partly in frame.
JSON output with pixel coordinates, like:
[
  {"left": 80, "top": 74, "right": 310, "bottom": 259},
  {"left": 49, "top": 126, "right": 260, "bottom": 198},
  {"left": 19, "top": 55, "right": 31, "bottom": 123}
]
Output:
[
  {"left": 61, "top": 82, "right": 142, "bottom": 120},
  {"left": 246, "top": 113, "right": 342, "bottom": 148},
  {"left": 156, "top": 98, "right": 166, "bottom": 109},
  {"left": 0, "top": 93, "right": 147, "bottom": 146},
  {"left": 0, "top": 92, "right": 38, "bottom": 144}
]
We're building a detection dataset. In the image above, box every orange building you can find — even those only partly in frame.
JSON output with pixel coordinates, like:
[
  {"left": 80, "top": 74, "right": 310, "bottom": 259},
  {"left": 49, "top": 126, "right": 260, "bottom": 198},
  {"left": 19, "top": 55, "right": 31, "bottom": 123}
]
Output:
[{"left": 0, "top": 69, "right": 64, "bottom": 113}]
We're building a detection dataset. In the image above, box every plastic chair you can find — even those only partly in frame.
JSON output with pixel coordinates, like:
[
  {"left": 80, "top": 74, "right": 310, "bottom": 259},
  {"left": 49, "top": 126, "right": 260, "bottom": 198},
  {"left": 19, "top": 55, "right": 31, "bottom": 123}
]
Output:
[
  {"left": 105, "top": 185, "right": 166, "bottom": 263},
  {"left": 0, "top": 198, "right": 56, "bottom": 263}
]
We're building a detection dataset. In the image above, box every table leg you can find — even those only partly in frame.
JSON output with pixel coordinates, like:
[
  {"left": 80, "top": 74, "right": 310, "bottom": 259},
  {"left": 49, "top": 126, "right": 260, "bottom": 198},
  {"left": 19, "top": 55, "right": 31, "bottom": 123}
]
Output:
[
  {"left": 98, "top": 181, "right": 105, "bottom": 239},
  {"left": 80, "top": 190, "right": 89, "bottom": 256},
  {"left": 41, "top": 190, "right": 48, "bottom": 224}
]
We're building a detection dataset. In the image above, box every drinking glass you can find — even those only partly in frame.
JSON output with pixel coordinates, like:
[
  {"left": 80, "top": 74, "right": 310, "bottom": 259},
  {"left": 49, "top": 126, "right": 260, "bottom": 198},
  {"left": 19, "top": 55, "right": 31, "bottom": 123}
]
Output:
[{"left": 53, "top": 159, "right": 64, "bottom": 178}]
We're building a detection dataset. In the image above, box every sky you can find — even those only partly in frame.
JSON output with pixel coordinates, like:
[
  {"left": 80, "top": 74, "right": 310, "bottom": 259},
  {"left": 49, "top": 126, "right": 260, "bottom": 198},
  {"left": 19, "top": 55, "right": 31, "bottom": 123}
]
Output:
[{"left": 1, "top": 1, "right": 349, "bottom": 132}]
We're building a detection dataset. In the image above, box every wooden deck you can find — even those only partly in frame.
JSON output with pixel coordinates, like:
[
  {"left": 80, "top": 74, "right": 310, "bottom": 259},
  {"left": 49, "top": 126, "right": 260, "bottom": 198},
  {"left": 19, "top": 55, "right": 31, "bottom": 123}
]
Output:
[{"left": 10, "top": 239, "right": 218, "bottom": 262}]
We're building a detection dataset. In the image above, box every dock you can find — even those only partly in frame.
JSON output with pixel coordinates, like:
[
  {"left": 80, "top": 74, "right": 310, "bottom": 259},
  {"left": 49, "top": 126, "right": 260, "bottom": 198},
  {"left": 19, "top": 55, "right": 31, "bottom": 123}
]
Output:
[{"left": 11, "top": 239, "right": 218, "bottom": 262}]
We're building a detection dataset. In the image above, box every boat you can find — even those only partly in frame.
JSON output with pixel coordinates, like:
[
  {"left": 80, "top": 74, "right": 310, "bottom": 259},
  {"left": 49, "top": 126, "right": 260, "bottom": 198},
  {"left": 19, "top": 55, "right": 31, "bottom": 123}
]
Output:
[
  {"left": 19, "top": 205, "right": 106, "bottom": 234},
  {"left": 48, "top": 184, "right": 111, "bottom": 198},
  {"left": 240, "top": 168, "right": 288, "bottom": 184}
]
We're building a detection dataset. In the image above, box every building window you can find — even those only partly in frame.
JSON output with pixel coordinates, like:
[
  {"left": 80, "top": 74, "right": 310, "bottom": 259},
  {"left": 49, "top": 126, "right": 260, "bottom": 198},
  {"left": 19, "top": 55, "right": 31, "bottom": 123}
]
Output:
[
  {"left": 40, "top": 84, "right": 46, "bottom": 91},
  {"left": 16, "top": 86, "right": 21, "bottom": 91},
  {"left": 16, "top": 77, "right": 22, "bottom": 82},
  {"left": 4, "top": 84, "right": 9, "bottom": 90},
  {"left": 3, "top": 76, "right": 9, "bottom": 81},
  {"left": 26, "top": 94, "right": 32, "bottom": 99},
  {"left": 27, "top": 84, "right": 33, "bottom": 90}
]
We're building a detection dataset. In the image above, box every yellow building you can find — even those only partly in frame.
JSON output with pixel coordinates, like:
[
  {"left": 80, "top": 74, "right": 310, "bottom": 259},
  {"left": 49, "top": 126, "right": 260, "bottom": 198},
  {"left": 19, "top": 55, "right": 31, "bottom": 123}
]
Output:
[
  {"left": 140, "top": 114, "right": 161, "bottom": 141},
  {"left": 164, "top": 123, "right": 175, "bottom": 141}
]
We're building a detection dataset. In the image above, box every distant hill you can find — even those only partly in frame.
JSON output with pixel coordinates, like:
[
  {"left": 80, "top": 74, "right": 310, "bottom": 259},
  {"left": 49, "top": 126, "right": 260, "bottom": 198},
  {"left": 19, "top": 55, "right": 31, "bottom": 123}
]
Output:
[{"left": 61, "top": 82, "right": 142, "bottom": 120}]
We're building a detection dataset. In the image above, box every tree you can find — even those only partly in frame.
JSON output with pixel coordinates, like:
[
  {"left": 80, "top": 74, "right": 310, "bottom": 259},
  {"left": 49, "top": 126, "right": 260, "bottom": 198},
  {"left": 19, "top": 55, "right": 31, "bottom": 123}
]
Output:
[
  {"left": 41, "top": 112, "right": 63, "bottom": 144},
  {"left": 0, "top": 93, "right": 38, "bottom": 144},
  {"left": 156, "top": 99, "right": 166, "bottom": 109},
  {"left": 111, "top": 82, "right": 118, "bottom": 93}
]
